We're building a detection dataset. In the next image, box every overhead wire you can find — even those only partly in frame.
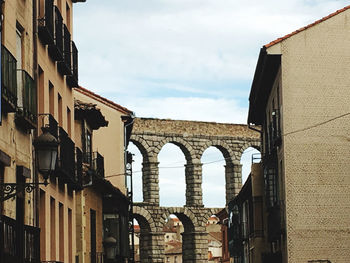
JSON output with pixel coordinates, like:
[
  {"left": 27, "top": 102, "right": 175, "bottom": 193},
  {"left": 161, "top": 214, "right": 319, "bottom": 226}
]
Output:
[{"left": 105, "top": 148, "right": 261, "bottom": 178}]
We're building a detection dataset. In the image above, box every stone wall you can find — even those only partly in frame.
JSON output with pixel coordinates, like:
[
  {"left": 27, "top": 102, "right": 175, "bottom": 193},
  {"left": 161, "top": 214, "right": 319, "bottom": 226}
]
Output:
[{"left": 131, "top": 118, "right": 260, "bottom": 263}]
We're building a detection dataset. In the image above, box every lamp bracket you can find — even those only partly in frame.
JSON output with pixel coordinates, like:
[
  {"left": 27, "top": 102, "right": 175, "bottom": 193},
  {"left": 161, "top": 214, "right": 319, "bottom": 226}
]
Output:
[{"left": 0, "top": 182, "right": 47, "bottom": 202}]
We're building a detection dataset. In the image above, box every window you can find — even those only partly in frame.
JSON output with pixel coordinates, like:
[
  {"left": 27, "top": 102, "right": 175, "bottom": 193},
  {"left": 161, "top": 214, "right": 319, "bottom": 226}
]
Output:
[
  {"left": 58, "top": 93, "right": 62, "bottom": 126},
  {"left": 67, "top": 107, "right": 71, "bottom": 136},
  {"left": 66, "top": 3, "right": 71, "bottom": 30},
  {"left": 16, "top": 27, "right": 23, "bottom": 108},
  {"left": 49, "top": 82, "right": 54, "bottom": 116}
]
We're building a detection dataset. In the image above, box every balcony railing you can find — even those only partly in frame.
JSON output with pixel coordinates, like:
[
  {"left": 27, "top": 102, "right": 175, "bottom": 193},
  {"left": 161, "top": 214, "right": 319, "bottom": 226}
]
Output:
[
  {"left": 90, "top": 252, "right": 104, "bottom": 263},
  {"left": 75, "top": 147, "right": 83, "bottom": 190},
  {"left": 15, "top": 70, "right": 37, "bottom": 130},
  {"left": 0, "top": 215, "right": 40, "bottom": 263},
  {"left": 38, "top": 0, "right": 54, "bottom": 45},
  {"left": 56, "top": 127, "right": 81, "bottom": 189},
  {"left": 24, "top": 224, "right": 40, "bottom": 263},
  {"left": 66, "top": 41, "right": 78, "bottom": 87},
  {"left": 48, "top": 6, "right": 63, "bottom": 61},
  {"left": 57, "top": 25, "right": 72, "bottom": 75},
  {"left": 83, "top": 151, "right": 105, "bottom": 179},
  {"left": 1, "top": 45, "right": 17, "bottom": 112}
]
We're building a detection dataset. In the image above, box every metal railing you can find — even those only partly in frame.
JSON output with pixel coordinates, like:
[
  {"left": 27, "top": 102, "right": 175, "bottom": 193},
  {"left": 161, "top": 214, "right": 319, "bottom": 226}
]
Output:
[
  {"left": 48, "top": 6, "right": 63, "bottom": 61},
  {"left": 16, "top": 70, "right": 37, "bottom": 129},
  {"left": 24, "top": 224, "right": 40, "bottom": 263},
  {"left": 90, "top": 252, "right": 104, "bottom": 263},
  {"left": 58, "top": 25, "right": 71, "bottom": 75},
  {"left": 0, "top": 215, "right": 40, "bottom": 263},
  {"left": 83, "top": 151, "right": 105, "bottom": 178},
  {"left": 67, "top": 41, "right": 78, "bottom": 87},
  {"left": 38, "top": 0, "right": 54, "bottom": 45},
  {"left": 56, "top": 127, "right": 77, "bottom": 188},
  {"left": 1, "top": 45, "right": 17, "bottom": 112}
]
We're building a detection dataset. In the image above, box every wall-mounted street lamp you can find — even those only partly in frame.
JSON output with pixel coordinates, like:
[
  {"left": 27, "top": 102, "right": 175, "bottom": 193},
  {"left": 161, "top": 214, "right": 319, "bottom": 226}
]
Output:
[
  {"left": 0, "top": 128, "right": 58, "bottom": 202},
  {"left": 103, "top": 236, "right": 117, "bottom": 262}
]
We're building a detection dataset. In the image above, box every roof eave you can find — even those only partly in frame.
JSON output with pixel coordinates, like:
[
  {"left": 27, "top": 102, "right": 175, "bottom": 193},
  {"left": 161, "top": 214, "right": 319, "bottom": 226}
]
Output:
[{"left": 248, "top": 48, "right": 281, "bottom": 125}]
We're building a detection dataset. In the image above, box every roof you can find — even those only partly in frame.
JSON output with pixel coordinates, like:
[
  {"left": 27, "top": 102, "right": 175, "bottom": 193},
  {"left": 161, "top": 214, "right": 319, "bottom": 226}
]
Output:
[
  {"left": 165, "top": 240, "right": 182, "bottom": 255},
  {"left": 208, "top": 232, "right": 222, "bottom": 243},
  {"left": 265, "top": 5, "right": 350, "bottom": 48},
  {"left": 75, "top": 86, "right": 134, "bottom": 115},
  {"left": 74, "top": 99, "right": 109, "bottom": 130}
]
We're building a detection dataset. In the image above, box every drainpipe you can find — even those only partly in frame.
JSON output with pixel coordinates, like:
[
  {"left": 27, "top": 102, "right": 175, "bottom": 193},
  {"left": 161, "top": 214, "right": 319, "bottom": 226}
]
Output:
[
  {"left": 32, "top": 0, "right": 40, "bottom": 228},
  {"left": 248, "top": 123, "right": 261, "bottom": 134}
]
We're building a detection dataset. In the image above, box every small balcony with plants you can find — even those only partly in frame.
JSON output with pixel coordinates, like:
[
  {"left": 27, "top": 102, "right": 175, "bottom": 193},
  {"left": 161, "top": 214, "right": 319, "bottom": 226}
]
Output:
[
  {"left": 15, "top": 70, "right": 37, "bottom": 130},
  {"left": 38, "top": 0, "right": 54, "bottom": 45},
  {"left": 1, "top": 45, "right": 17, "bottom": 113},
  {"left": 82, "top": 151, "right": 105, "bottom": 183}
]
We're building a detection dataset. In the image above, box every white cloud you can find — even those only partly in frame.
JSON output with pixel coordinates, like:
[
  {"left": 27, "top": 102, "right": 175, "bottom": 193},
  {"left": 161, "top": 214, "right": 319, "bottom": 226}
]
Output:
[{"left": 76, "top": 0, "right": 348, "bottom": 207}]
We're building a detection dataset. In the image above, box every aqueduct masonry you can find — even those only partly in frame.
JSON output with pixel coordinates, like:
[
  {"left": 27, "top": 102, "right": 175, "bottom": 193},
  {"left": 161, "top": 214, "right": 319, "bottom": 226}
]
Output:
[{"left": 130, "top": 118, "right": 260, "bottom": 263}]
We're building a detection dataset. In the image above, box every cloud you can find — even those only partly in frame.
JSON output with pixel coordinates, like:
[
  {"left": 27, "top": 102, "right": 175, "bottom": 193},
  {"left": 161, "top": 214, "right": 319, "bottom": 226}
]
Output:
[{"left": 75, "top": 0, "right": 348, "bottom": 207}]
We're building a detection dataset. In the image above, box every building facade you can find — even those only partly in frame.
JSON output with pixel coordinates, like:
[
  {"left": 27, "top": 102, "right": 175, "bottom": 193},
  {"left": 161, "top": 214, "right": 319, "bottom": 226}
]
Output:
[
  {"left": 247, "top": 5, "right": 350, "bottom": 263},
  {"left": 0, "top": 0, "right": 39, "bottom": 262},
  {"left": 73, "top": 86, "right": 134, "bottom": 263},
  {"left": 0, "top": 0, "right": 135, "bottom": 262}
]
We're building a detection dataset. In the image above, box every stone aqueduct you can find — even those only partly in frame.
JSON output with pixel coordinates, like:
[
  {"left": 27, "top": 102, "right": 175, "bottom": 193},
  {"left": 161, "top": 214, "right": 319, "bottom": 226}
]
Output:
[{"left": 130, "top": 118, "right": 260, "bottom": 263}]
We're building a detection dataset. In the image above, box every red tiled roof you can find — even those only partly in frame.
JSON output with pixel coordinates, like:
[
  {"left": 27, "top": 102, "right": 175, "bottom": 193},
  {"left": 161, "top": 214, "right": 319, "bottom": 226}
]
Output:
[
  {"left": 265, "top": 5, "right": 350, "bottom": 48},
  {"left": 75, "top": 86, "right": 133, "bottom": 115}
]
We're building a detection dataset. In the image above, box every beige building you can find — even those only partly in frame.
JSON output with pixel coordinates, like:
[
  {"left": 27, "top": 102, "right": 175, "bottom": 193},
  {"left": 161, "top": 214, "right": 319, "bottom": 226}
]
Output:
[
  {"left": 0, "top": 0, "right": 39, "bottom": 262},
  {"left": 247, "top": 4, "right": 350, "bottom": 263},
  {"left": 73, "top": 86, "right": 134, "bottom": 262}
]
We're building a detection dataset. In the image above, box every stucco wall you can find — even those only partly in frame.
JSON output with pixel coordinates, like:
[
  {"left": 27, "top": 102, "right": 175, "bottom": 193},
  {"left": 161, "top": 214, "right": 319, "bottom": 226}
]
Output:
[
  {"left": 267, "top": 9, "right": 350, "bottom": 263},
  {"left": 1, "top": 0, "right": 35, "bottom": 225},
  {"left": 73, "top": 88, "right": 129, "bottom": 194}
]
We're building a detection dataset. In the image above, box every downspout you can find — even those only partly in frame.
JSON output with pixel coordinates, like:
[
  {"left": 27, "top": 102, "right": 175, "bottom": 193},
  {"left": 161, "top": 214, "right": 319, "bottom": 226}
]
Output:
[
  {"left": 248, "top": 123, "right": 261, "bottom": 134},
  {"left": 123, "top": 113, "right": 135, "bottom": 188},
  {"left": 32, "top": 0, "right": 40, "bottom": 228}
]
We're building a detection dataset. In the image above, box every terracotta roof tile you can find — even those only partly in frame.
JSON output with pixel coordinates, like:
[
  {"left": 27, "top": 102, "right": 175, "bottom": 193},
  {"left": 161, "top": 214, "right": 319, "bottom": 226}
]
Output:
[
  {"left": 265, "top": 5, "right": 350, "bottom": 48},
  {"left": 75, "top": 86, "right": 134, "bottom": 115}
]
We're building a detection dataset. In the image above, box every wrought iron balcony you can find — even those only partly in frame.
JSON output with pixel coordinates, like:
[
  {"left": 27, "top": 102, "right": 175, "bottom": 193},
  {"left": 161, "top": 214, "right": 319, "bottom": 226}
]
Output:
[
  {"left": 15, "top": 70, "right": 37, "bottom": 130},
  {"left": 57, "top": 25, "right": 72, "bottom": 76},
  {"left": 1, "top": 45, "right": 17, "bottom": 112},
  {"left": 66, "top": 41, "right": 79, "bottom": 87},
  {"left": 55, "top": 127, "right": 81, "bottom": 189},
  {"left": 90, "top": 252, "right": 104, "bottom": 263},
  {"left": 0, "top": 215, "right": 40, "bottom": 263},
  {"left": 83, "top": 151, "right": 105, "bottom": 179},
  {"left": 38, "top": 0, "right": 54, "bottom": 45},
  {"left": 48, "top": 6, "right": 63, "bottom": 61},
  {"left": 267, "top": 202, "right": 284, "bottom": 242},
  {"left": 75, "top": 147, "right": 83, "bottom": 190}
]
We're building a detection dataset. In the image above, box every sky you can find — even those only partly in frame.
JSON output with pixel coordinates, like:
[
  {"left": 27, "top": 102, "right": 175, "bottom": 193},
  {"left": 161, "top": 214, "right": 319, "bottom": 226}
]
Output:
[{"left": 73, "top": 0, "right": 349, "bottom": 207}]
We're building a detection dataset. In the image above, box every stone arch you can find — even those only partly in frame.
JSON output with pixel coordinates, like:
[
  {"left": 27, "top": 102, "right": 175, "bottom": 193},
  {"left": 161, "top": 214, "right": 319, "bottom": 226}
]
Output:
[
  {"left": 161, "top": 207, "right": 197, "bottom": 231},
  {"left": 130, "top": 136, "right": 151, "bottom": 163},
  {"left": 155, "top": 137, "right": 194, "bottom": 163},
  {"left": 133, "top": 206, "right": 157, "bottom": 233},
  {"left": 199, "top": 140, "right": 235, "bottom": 165},
  {"left": 236, "top": 140, "right": 261, "bottom": 163}
]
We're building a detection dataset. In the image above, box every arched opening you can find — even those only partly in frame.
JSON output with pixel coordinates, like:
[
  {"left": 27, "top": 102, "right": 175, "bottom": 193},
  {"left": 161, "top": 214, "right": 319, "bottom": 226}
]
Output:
[
  {"left": 127, "top": 141, "right": 143, "bottom": 203},
  {"left": 133, "top": 214, "right": 152, "bottom": 263},
  {"left": 240, "top": 147, "right": 261, "bottom": 184},
  {"left": 164, "top": 214, "right": 183, "bottom": 263},
  {"left": 163, "top": 211, "right": 196, "bottom": 263},
  {"left": 206, "top": 215, "right": 222, "bottom": 261},
  {"left": 201, "top": 146, "right": 226, "bottom": 207},
  {"left": 158, "top": 143, "right": 186, "bottom": 207}
]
